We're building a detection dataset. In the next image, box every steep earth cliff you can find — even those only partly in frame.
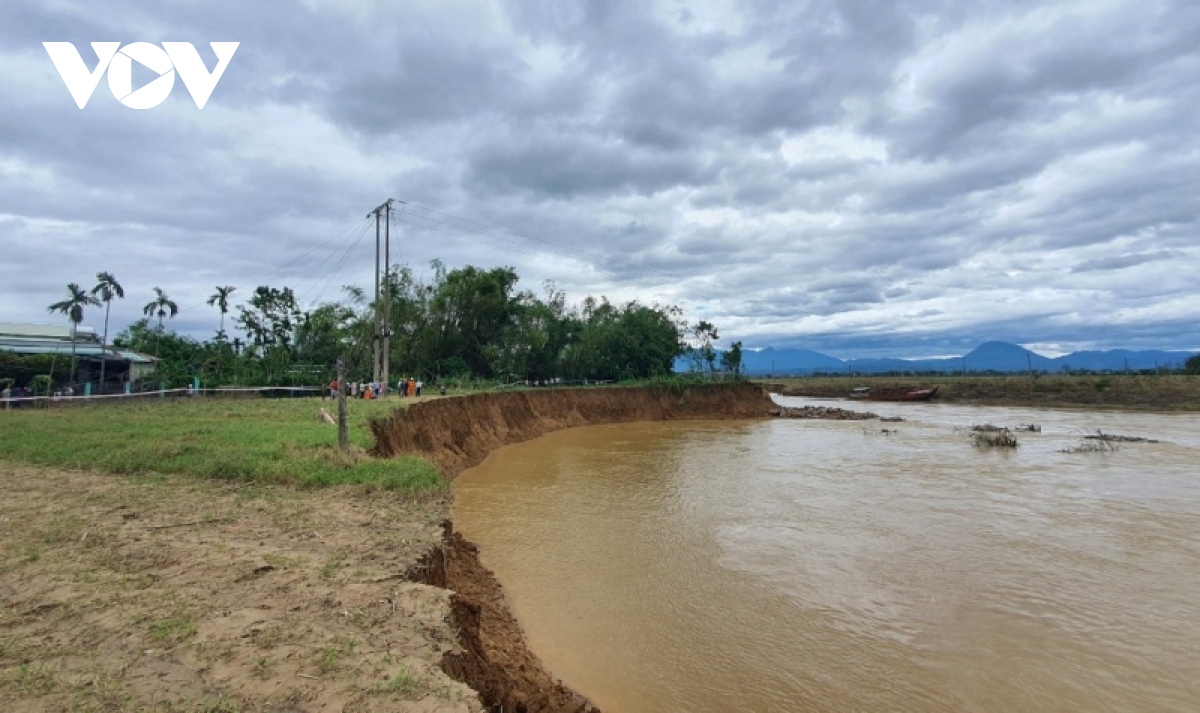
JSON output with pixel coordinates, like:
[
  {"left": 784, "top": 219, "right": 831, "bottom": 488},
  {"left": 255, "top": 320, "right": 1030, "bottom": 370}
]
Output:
[{"left": 382, "top": 383, "right": 775, "bottom": 713}]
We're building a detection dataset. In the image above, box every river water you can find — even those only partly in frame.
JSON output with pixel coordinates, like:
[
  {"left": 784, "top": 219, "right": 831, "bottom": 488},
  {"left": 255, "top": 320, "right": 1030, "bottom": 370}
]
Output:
[{"left": 452, "top": 398, "right": 1200, "bottom": 712}]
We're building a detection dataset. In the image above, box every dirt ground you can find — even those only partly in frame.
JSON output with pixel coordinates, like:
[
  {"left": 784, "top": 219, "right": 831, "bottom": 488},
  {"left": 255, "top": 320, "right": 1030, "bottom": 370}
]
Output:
[{"left": 0, "top": 464, "right": 482, "bottom": 713}]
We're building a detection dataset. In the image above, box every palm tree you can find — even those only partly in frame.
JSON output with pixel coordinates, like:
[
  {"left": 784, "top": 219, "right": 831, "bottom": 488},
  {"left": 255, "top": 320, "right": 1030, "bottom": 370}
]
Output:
[
  {"left": 206, "top": 285, "right": 236, "bottom": 339},
  {"left": 47, "top": 283, "right": 100, "bottom": 387},
  {"left": 91, "top": 272, "right": 124, "bottom": 392},
  {"left": 142, "top": 287, "right": 179, "bottom": 359},
  {"left": 207, "top": 285, "right": 236, "bottom": 384}
]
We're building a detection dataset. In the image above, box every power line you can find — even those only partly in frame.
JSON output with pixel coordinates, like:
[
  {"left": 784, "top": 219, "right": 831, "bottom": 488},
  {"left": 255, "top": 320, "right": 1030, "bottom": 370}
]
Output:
[
  {"left": 307, "top": 220, "right": 373, "bottom": 306},
  {"left": 173, "top": 215, "right": 373, "bottom": 317},
  {"left": 293, "top": 218, "right": 374, "bottom": 307}
]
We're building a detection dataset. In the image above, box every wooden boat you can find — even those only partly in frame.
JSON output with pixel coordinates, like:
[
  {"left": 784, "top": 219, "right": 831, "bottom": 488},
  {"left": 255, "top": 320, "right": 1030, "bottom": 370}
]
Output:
[{"left": 852, "top": 386, "right": 939, "bottom": 401}]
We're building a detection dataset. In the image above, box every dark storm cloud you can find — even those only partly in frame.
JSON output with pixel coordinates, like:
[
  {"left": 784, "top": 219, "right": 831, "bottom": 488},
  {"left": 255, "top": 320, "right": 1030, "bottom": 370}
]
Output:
[{"left": 2, "top": 0, "right": 1198, "bottom": 357}]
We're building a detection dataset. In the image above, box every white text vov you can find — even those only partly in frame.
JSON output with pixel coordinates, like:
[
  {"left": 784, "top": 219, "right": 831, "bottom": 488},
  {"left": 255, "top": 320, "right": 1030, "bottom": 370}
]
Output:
[{"left": 44, "top": 42, "right": 239, "bottom": 109}]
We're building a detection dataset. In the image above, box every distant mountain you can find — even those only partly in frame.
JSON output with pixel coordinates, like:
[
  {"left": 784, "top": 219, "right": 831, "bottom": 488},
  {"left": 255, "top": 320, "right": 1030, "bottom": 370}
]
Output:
[
  {"left": 675, "top": 340, "right": 1197, "bottom": 375},
  {"left": 1048, "top": 349, "right": 1193, "bottom": 372},
  {"left": 742, "top": 347, "right": 845, "bottom": 372}
]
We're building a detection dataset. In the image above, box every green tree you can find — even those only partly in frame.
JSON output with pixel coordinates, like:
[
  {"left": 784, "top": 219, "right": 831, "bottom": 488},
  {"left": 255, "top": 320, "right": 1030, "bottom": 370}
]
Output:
[
  {"left": 90, "top": 271, "right": 125, "bottom": 391},
  {"left": 294, "top": 302, "right": 357, "bottom": 375},
  {"left": 206, "top": 285, "right": 237, "bottom": 340},
  {"left": 207, "top": 285, "right": 237, "bottom": 385},
  {"left": 1185, "top": 354, "right": 1200, "bottom": 375},
  {"left": 428, "top": 265, "right": 520, "bottom": 377},
  {"left": 235, "top": 286, "right": 302, "bottom": 382},
  {"left": 687, "top": 320, "right": 719, "bottom": 376},
  {"left": 47, "top": 282, "right": 101, "bottom": 386},
  {"left": 720, "top": 341, "right": 743, "bottom": 377},
  {"left": 142, "top": 287, "right": 179, "bottom": 361},
  {"left": 112, "top": 318, "right": 207, "bottom": 388}
]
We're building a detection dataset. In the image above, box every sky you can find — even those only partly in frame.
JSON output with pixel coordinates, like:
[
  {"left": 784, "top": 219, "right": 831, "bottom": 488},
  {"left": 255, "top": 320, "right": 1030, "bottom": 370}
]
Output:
[{"left": 1, "top": 0, "right": 1198, "bottom": 359}]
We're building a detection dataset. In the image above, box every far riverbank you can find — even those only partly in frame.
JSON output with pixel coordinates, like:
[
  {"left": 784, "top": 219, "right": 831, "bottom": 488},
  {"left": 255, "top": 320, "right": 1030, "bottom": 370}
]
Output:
[{"left": 760, "top": 374, "right": 1200, "bottom": 410}]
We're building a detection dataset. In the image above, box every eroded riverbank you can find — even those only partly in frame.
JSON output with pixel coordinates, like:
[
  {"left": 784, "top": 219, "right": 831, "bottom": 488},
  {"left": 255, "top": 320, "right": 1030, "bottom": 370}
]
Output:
[
  {"left": 453, "top": 403, "right": 1200, "bottom": 712},
  {"left": 0, "top": 384, "right": 780, "bottom": 712},
  {"left": 374, "top": 383, "right": 778, "bottom": 712}
]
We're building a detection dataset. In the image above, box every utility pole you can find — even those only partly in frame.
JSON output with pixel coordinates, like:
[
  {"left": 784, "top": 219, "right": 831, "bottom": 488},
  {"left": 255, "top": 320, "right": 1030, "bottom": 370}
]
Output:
[
  {"left": 371, "top": 205, "right": 382, "bottom": 385},
  {"left": 381, "top": 199, "right": 395, "bottom": 397},
  {"left": 365, "top": 198, "right": 405, "bottom": 393}
]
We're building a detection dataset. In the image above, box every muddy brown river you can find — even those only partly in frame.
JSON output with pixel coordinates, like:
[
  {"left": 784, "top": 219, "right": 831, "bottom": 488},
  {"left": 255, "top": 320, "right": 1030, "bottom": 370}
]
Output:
[{"left": 453, "top": 398, "right": 1200, "bottom": 712}]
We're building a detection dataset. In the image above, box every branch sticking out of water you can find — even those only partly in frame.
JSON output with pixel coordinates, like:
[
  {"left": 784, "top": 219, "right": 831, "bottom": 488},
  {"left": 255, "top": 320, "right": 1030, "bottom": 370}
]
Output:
[{"left": 973, "top": 428, "right": 1019, "bottom": 448}]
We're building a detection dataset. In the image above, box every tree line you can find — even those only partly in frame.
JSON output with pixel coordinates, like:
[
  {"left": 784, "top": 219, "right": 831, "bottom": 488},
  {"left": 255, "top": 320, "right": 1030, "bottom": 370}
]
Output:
[{"left": 15, "top": 261, "right": 742, "bottom": 390}]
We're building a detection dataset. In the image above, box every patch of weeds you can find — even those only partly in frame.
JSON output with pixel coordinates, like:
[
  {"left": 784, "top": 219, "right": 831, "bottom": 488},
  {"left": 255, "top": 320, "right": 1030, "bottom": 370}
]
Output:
[
  {"left": 251, "top": 656, "right": 274, "bottom": 679},
  {"left": 319, "top": 553, "right": 347, "bottom": 581},
  {"left": 262, "top": 553, "right": 304, "bottom": 570},
  {"left": 10, "top": 662, "right": 58, "bottom": 695},
  {"left": 196, "top": 696, "right": 241, "bottom": 713},
  {"left": 149, "top": 617, "right": 196, "bottom": 645},
  {"left": 383, "top": 665, "right": 421, "bottom": 694},
  {"left": 35, "top": 514, "right": 86, "bottom": 545},
  {"left": 316, "top": 647, "right": 339, "bottom": 674}
]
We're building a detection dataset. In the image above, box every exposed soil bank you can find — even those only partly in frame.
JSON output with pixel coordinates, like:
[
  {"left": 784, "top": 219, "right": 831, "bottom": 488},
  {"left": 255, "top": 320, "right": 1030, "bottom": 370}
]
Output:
[
  {"left": 762, "top": 375, "right": 1200, "bottom": 410},
  {"left": 376, "top": 384, "right": 776, "bottom": 713},
  {"left": 371, "top": 383, "right": 776, "bottom": 473},
  {"left": 408, "top": 523, "right": 596, "bottom": 713}
]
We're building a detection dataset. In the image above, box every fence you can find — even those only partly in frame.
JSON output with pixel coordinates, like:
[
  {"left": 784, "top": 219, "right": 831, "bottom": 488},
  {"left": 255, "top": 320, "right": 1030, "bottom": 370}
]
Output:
[{"left": 1, "top": 386, "right": 323, "bottom": 409}]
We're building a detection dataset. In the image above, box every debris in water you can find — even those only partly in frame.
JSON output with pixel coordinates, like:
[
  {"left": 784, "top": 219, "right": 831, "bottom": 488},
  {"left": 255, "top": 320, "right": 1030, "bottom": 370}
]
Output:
[
  {"left": 1083, "top": 431, "right": 1158, "bottom": 443},
  {"left": 773, "top": 406, "right": 878, "bottom": 420},
  {"left": 973, "top": 428, "right": 1019, "bottom": 448}
]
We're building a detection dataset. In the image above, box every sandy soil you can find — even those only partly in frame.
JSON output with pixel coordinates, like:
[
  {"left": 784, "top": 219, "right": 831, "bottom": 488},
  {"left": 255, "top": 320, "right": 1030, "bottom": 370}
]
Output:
[
  {"left": 0, "top": 464, "right": 481, "bottom": 713},
  {"left": 2, "top": 384, "right": 781, "bottom": 713}
]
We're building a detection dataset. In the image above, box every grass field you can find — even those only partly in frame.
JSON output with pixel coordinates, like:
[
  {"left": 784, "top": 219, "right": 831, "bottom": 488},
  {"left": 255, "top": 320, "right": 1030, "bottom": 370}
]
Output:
[
  {"left": 759, "top": 374, "right": 1200, "bottom": 410},
  {"left": 0, "top": 397, "right": 443, "bottom": 491}
]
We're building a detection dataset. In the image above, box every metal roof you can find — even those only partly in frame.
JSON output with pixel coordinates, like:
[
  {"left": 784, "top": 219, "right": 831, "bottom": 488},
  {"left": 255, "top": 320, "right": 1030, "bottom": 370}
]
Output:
[
  {"left": 0, "top": 341, "right": 155, "bottom": 363},
  {"left": 0, "top": 322, "right": 98, "bottom": 340}
]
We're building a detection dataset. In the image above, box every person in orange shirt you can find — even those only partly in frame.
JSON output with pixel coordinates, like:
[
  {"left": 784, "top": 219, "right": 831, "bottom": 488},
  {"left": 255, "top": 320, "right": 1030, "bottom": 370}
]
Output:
[{"left": 407, "top": 378, "right": 416, "bottom": 398}]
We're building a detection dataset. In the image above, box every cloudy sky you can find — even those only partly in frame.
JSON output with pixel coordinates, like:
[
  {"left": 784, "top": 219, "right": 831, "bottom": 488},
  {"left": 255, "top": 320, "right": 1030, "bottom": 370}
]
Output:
[{"left": 2, "top": 0, "right": 1198, "bottom": 358}]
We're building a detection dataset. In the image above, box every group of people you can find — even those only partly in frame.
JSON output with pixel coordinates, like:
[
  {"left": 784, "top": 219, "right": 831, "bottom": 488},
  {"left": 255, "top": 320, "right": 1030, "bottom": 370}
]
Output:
[{"left": 326, "top": 377, "right": 426, "bottom": 400}]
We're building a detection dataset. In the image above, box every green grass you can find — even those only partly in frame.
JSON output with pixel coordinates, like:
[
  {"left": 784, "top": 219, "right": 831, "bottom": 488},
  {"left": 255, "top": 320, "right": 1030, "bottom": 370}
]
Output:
[
  {"left": 384, "top": 666, "right": 421, "bottom": 694},
  {"left": 148, "top": 617, "right": 196, "bottom": 645},
  {"left": 0, "top": 397, "right": 443, "bottom": 491}
]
